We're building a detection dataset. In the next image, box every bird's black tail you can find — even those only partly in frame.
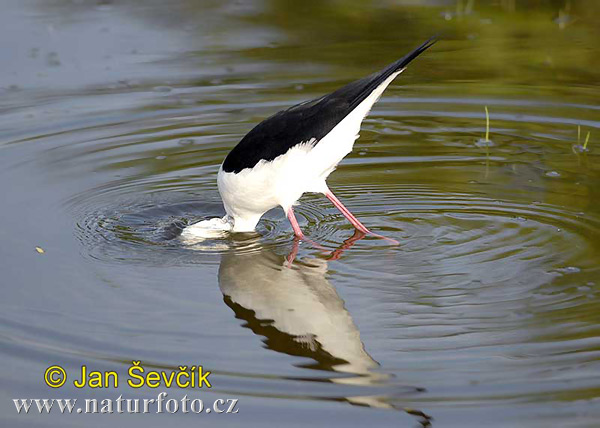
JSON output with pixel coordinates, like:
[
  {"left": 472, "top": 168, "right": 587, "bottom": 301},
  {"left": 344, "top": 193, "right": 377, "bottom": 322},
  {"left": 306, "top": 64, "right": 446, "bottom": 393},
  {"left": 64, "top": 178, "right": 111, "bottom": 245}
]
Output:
[
  {"left": 222, "top": 37, "right": 437, "bottom": 173},
  {"left": 331, "top": 36, "right": 438, "bottom": 112},
  {"left": 387, "top": 36, "right": 438, "bottom": 76}
]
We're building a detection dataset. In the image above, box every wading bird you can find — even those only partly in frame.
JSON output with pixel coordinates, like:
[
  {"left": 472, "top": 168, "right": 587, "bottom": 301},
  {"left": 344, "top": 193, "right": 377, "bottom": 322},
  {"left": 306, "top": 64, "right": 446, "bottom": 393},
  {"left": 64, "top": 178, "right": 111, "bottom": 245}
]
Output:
[{"left": 183, "top": 38, "right": 436, "bottom": 241}]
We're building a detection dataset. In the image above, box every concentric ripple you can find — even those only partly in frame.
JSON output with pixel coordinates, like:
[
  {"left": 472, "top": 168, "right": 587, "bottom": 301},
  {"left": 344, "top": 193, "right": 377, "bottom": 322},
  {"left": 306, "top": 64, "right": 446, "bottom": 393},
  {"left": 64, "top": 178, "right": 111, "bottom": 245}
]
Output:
[{"left": 61, "top": 93, "right": 600, "bottom": 280}]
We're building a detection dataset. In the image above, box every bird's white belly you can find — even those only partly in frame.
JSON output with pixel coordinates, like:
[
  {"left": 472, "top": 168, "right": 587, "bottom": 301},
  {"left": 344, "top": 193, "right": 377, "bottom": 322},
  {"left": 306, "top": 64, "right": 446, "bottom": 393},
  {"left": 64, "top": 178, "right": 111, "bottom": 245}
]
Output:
[{"left": 217, "top": 141, "right": 341, "bottom": 232}]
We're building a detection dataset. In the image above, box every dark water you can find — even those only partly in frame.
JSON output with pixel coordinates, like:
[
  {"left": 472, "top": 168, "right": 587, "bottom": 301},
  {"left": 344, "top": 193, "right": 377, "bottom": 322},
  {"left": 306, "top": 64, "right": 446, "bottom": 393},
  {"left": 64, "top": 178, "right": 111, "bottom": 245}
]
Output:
[{"left": 1, "top": 1, "right": 599, "bottom": 427}]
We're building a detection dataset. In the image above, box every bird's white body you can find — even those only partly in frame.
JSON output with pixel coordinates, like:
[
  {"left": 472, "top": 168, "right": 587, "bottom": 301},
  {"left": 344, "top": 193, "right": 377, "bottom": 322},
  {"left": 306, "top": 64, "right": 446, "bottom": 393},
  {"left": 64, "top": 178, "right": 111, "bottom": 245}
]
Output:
[
  {"left": 179, "top": 37, "right": 436, "bottom": 240},
  {"left": 214, "top": 71, "right": 403, "bottom": 233}
]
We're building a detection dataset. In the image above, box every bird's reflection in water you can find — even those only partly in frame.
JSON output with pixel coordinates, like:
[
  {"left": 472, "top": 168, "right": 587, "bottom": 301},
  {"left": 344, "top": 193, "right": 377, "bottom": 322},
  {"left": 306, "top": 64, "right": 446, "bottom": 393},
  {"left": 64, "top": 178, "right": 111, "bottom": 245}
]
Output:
[{"left": 218, "top": 233, "right": 432, "bottom": 426}]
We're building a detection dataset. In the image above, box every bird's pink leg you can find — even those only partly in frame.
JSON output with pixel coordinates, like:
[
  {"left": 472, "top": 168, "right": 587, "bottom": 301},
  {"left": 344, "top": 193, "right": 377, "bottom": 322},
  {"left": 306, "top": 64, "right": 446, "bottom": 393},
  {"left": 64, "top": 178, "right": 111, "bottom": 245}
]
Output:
[
  {"left": 286, "top": 207, "right": 305, "bottom": 239},
  {"left": 286, "top": 208, "right": 306, "bottom": 265},
  {"left": 285, "top": 207, "right": 328, "bottom": 265},
  {"left": 325, "top": 191, "right": 370, "bottom": 233},
  {"left": 325, "top": 190, "right": 399, "bottom": 245}
]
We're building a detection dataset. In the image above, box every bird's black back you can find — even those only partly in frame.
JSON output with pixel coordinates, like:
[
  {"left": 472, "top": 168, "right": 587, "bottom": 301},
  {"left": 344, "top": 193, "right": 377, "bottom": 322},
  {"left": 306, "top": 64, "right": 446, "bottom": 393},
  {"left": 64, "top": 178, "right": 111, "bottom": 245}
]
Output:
[{"left": 222, "top": 37, "right": 436, "bottom": 174}]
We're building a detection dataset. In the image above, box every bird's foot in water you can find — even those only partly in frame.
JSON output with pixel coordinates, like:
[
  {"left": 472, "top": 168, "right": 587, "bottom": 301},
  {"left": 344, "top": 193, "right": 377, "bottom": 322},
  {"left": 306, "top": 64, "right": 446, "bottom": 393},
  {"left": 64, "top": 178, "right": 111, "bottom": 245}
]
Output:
[
  {"left": 286, "top": 228, "right": 398, "bottom": 265},
  {"left": 364, "top": 230, "right": 400, "bottom": 246},
  {"left": 324, "top": 190, "right": 399, "bottom": 245},
  {"left": 327, "top": 229, "right": 399, "bottom": 261}
]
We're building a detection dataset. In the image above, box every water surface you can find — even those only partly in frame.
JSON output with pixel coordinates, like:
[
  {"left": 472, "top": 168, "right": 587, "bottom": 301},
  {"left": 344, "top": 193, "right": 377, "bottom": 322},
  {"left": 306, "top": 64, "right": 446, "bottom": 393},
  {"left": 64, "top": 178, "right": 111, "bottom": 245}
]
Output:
[{"left": 1, "top": 1, "right": 599, "bottom": 427}]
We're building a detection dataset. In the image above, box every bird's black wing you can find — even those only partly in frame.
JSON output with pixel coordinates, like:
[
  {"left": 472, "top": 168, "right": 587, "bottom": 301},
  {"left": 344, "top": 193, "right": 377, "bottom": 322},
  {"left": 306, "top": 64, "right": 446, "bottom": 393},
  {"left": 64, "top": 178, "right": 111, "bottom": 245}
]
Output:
[{"left": 222, "top": 37, "right": 437, "bottom": 174}]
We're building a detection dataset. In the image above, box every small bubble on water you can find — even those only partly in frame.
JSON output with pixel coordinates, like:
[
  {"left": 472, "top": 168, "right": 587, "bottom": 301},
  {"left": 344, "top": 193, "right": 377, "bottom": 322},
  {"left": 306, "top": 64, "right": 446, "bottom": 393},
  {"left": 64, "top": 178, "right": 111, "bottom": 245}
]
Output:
[
  {"left": 155, "top": 155, "right": 167, "bottom": 160},
  {"left": 295, "top": 84, "right": 304, "bottom": 91},
  {"left": 178, "top": 138, "right": 195, "bottom": 146},
  {"left": 545, "top": 171, "right": 561, "bottom": 178},
  {"left": 557, "top": 266, "right": 581, "bottom": 274},
  {"left": 46, "top": 52, "right": 61, "bottom": 67},
  {"left": 475, "top": 138, "right": 495, "bottom": 148}
]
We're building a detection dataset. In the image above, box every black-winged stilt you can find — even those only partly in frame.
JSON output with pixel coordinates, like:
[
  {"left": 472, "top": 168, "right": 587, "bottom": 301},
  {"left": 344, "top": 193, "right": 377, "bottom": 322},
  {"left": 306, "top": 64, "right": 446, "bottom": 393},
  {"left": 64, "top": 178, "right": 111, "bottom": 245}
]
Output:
[{"left": 183, "top": 38, "right": 436, "bottom": 241}]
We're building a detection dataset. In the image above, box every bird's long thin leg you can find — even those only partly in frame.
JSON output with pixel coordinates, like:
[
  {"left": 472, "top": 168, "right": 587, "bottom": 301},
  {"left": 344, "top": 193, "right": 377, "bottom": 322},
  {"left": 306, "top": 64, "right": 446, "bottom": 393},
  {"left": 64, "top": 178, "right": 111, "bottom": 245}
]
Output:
[
  {"left": 285, "top": 208, "right": 328, "bottom": 266},
  {"left": 325, "top": 190, "right": 399, "bottom": 244},
  {"left": 325, "top": 190, "right": 371, "bottom": 234},
  {"left": 286, "top": 207, "right": 305, "bottom": 239}
]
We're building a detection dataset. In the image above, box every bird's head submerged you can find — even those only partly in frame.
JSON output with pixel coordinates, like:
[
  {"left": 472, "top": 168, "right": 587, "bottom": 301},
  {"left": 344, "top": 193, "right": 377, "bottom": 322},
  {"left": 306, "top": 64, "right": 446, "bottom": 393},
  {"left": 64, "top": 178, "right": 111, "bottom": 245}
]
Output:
[
  {"left": 180, "top": 216, "right": 233, "bottom": 240},
  {"left": 180, "top": 212, "right": 263, "bottom": 241}
]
